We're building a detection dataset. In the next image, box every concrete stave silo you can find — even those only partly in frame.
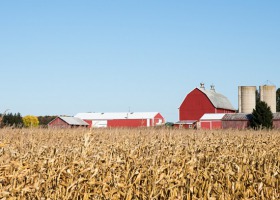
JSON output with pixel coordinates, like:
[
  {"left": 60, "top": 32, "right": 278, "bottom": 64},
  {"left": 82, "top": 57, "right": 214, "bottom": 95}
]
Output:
[
  {"left": 238, "top": 86, "right": 256, "bottom": 113},
  {"left": 259, "top": 85, "right": 276, "bottom": 113}
]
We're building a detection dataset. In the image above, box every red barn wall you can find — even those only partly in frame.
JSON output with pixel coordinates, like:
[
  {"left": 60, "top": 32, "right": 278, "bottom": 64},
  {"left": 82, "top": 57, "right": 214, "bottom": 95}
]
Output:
[
  {"left": 222, "top": 120, "right": 280, "bottom": 129},
  {"left": 273, "top": 120, "right": 280, "bottom": 129},
  {"left": 222, "top": 121, "right": 249, "bottom": 129},
  {"left": 201, "top": 121, "right": 222, "bottom": 129},
  {"left": 180, "top": 89, "right": 215, "bottom": 121},
  {"left": 107, "top": 113, "right": 165, "bottom": 128},
  {"left": 84, "top": 120, "right": 93, "bottom": 127},
  {"left": 107, "top": 119, "right": 148, "bottom": 127},
  {"left": 212, "top": 121, "right": 222, "bottom": 129},
  {"left": 48, "top": 118, "right": 70, "bottom": 128},
  {"left": 154, "top": 113, "right": 165, "bottom": 126},
  {"left": 201, "top": 121, "right": 211, "bottom": 129}
]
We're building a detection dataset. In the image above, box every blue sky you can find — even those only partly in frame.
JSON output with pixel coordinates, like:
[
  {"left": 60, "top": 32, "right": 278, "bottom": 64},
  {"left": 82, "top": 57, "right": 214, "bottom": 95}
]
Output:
[{"left": 0, "top": 1, "right": 279, "bottom": 122}]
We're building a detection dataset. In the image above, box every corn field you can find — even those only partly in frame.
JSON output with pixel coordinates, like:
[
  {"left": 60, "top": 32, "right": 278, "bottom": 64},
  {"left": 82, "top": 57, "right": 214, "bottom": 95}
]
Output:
[{"left": 0, "top": 128, "right": 279, "bottom": 199}]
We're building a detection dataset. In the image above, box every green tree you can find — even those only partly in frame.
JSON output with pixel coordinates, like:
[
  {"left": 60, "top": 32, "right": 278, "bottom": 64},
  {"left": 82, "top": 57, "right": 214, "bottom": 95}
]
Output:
[
  {"left": 2, "top": 112, "right": 23, "bottom": 127},
  {"left": 277, "top": 88, "right": 280, "bottom": 112},
  {"left": 37, "top": 116, "right": 57, "bottom": 127},
  {"left": 23, "top": 115, "right": 39, "bottom": 128},
  {"left": 250, "top": 101, "right": 273, "bottom": 130},
  {"left": 256, "top": 89, "right": 260, "bottom": 103}
]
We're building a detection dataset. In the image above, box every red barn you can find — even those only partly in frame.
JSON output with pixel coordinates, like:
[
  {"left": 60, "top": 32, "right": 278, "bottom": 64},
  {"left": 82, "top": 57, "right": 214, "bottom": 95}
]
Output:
[
  {"left": 200, "top": 113, "right": 225, "bottom": 129},
  {"left": 221, "top": 113, "right": 252, "bottom": 129},
  {"left": 179, "top": 84, "right": 235, "bottom": 121},
  {"left": 273, "top": 113, "right": 280, "bottom": 129},
  {"left": 74, "top": 112, "right": 165, "bottom": 128},
  {"left": 48, "top": 116, "right": 89, "bottom": 128}
]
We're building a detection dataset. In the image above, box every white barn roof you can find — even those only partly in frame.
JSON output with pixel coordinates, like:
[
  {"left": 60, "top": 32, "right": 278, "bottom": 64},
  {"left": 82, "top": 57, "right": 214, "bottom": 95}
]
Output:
[
  {"left": 200, "top": 113, "right": 225, "bottom": 120},
  {"left": 75, "top": 112, "right": 161, "bottom": 120},
  {"left": 197, "top": 88, "right": 235, "bottom": 111},
  {"left": 59, "top": 117, "right": 89, "bottom": 126}
]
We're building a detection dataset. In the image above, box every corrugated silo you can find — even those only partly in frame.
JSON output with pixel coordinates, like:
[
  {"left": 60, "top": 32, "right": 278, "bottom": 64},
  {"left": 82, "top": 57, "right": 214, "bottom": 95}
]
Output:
[
  {"left": 238, "top": 86, "right": 256, "bottom": 113},
  {"left": 259, "top": 85, "right": 276, "bottom": 113}
]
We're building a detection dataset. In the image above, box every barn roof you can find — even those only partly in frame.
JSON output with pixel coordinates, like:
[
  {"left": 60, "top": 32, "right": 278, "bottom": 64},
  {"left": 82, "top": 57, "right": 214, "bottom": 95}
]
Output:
[
  {"left": 197, "top": 88, "right": 235, "bottom": 111},
  {"left": 222, "top": 113, "right": 280, "bottom": 121},
  {"left": 75, "top": 112, "right": 161, "bottom": 120},
  {"left": 222, "top": 113, "right": 252, "bottom": 121},
  {"left": 273, "top": 113, "right": 280, "bottom": 120},
  {"left": 174, "top": 120, "right": 197, "bottom": 125},
  {"left": 200, "top": 113, "right": 225, "bottom": 120},
  {"left": 59, "top": 117, "right": 89, "bottom": 126}
]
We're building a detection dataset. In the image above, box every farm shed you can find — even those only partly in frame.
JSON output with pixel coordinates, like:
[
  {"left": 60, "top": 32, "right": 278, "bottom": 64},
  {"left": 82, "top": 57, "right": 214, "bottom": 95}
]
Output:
[
  {"left": 273, "top": 113, "right": 280, "bottom": 129},
  {"left": 200, "top": 113, "right": 225, "bottom": 129},
  {"left": 174, "top": 120, "right": 197, "bottom": 129},
  {"left": 74, "top": 112, "right": 165, "bottom": 128},
  {"left": 179, "top": 84, "right": 235, "bottom": 121},
  {"left": 48, "top": 116, "right": 89, "bottom": 128},
  {"left": 222, "top": 113, "right": 252, "bottom": 129}
]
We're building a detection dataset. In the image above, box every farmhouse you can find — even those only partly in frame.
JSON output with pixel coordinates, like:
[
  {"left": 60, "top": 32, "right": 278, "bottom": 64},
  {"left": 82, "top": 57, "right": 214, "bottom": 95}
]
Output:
[
  {"left": 179, "top": 83, "right": 235, "bottom": 122},
  {"left": 48, "top": 116, "right": 89, "bottom": 128},
  {"left": 75, "top": 112, "right": 165, "bottom": 128}
]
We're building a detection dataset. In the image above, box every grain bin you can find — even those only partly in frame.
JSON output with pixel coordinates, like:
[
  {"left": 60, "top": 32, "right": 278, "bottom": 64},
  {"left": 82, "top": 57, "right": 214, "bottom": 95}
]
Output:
[
  {"left": 238, "top": 86, "right": 256, "bottom": 113},
  {"left": 259, "top": 85, "right": 276, "bottom": 113}
]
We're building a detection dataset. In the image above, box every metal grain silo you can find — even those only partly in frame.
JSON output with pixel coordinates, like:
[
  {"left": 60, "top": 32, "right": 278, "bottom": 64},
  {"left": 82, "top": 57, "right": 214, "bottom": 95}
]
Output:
[
  {"left": 238, "top": 86, "right": 256, "bottom": 113},
  {"left": 259, "top": 85, "right": 276, "bottom": 113}
]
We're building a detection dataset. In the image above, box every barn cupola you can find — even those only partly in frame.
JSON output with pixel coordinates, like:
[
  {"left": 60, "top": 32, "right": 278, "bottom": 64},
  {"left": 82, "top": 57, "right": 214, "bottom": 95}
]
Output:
[
  {"left": 210, "top": 84, "right": 215, "bottom": 92},
  {"left": 200, "top": 82, "right": 205, "bottom": 90}
]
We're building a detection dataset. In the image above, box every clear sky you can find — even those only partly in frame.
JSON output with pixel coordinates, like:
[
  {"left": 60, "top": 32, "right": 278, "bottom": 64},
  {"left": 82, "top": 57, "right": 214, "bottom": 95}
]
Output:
[{"left": 0, "top": 1, "right": 279, "bottom": 122}]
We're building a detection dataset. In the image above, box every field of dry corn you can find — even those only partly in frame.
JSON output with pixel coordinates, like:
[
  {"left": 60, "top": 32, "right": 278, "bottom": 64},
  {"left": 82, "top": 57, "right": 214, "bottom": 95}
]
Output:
[{"left": 0, "top": 128, "right": 279, "bottom": 199}]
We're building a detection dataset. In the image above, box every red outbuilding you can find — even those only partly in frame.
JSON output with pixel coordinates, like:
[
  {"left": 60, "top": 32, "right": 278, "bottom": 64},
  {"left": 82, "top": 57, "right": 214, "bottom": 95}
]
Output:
[
  {"left": 221, "top": 113, "right": 280, "bottom": 129},
  {"left": 48, "top": 116, "right": 89, "bottom": 128},
  {"left": 200, "top": 113, "right": 225, "bottom": 129},
  {"left": 173, "top": 120, "right": 197, "bottom": 129},
  {"left": 221, "top": 113, "right": 252, "bottom": 129},
  {"left": 74, "top": 112, "right": 165, "bottom": 128},
  {"left": 179, "top": 84, "right": 236, "bottom": 121},
  {"left": 273, "top": 113, "right": 280, "bottom": 129}
]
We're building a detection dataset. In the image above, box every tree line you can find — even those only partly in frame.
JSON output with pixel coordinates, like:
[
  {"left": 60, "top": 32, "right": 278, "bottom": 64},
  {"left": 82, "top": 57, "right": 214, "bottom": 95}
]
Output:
[{"left": 0, "top": 113, "right": 56, "bottom": 128}]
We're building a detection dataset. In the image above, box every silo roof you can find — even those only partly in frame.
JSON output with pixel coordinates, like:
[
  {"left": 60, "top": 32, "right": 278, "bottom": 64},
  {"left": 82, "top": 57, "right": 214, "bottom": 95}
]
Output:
[{"left": 197, "top": 88, "right": 235, "bottom": 111}]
